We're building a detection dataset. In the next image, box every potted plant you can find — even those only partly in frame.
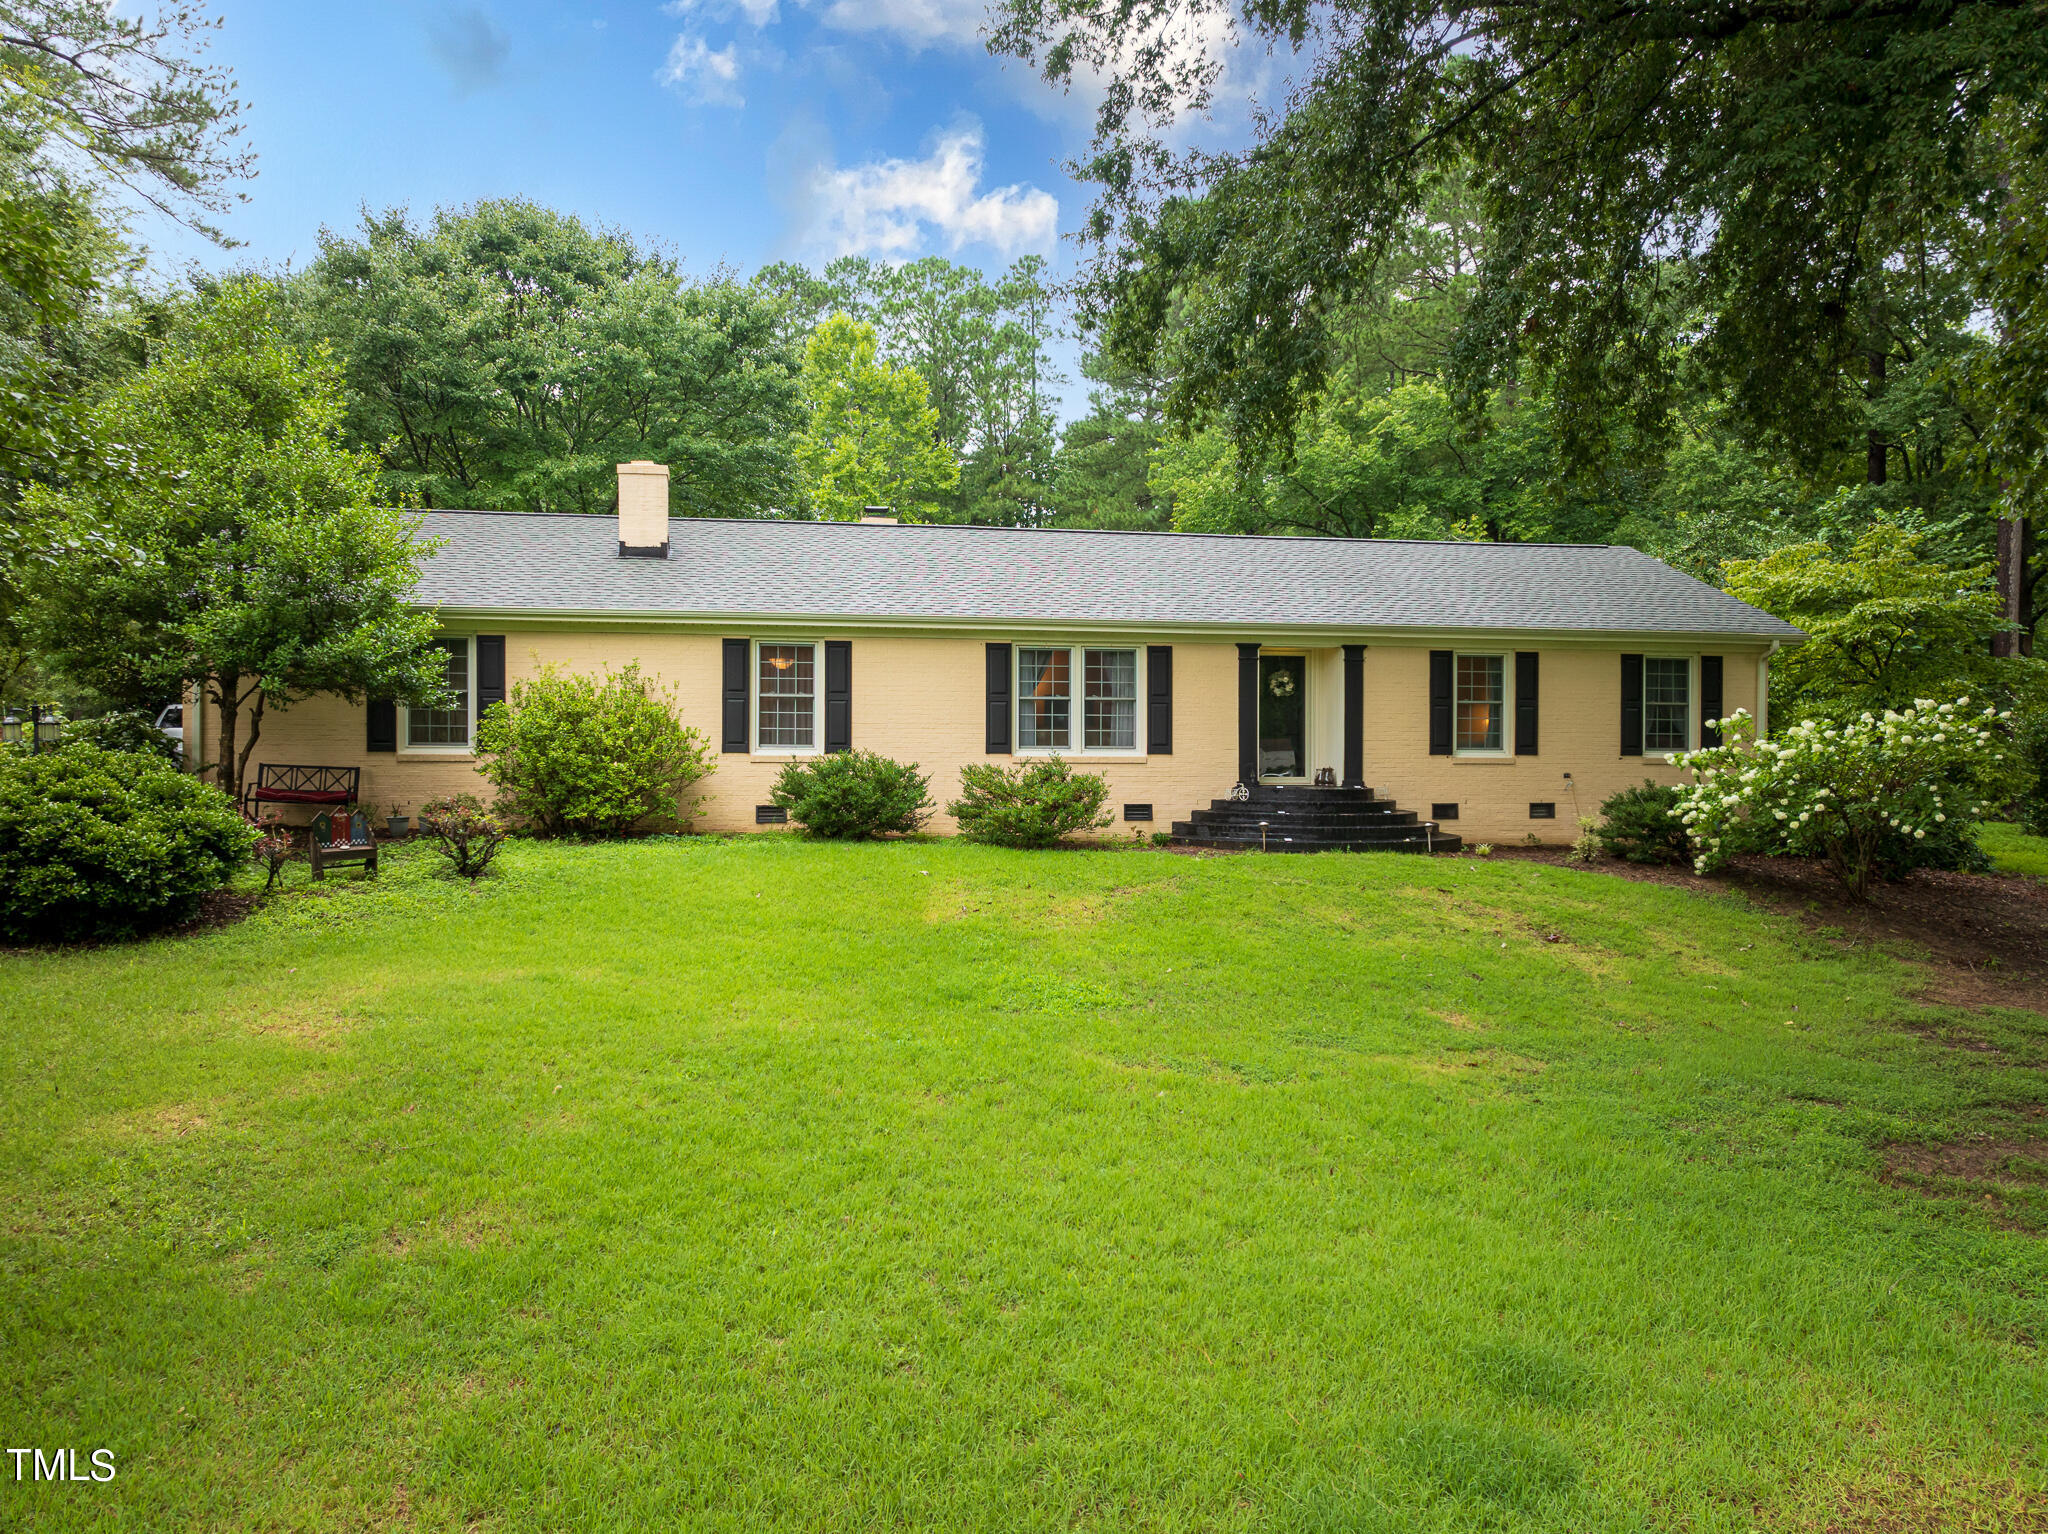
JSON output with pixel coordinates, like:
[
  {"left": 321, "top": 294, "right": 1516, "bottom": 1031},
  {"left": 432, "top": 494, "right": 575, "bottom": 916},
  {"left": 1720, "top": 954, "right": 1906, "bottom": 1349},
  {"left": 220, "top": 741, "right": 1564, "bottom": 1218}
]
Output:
[{"left": 384, "top": 802, "right": 410, "bottom": 837}]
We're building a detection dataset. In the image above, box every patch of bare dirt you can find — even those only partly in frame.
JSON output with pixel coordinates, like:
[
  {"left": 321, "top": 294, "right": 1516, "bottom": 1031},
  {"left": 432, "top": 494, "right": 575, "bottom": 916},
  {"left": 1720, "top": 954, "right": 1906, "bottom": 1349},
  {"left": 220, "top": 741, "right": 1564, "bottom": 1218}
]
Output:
[
  {"left": 1883, "top": 1134, "right": 2048, "bottom": 1186},
  {"left": 164, "top": 887, "right": 260, "bottom": 938},
  {"left": 1880, "top": 1128, "right": 2048, "bottom": 1234},
  {"left": 1497, "top": 849, "right": 2048, "bottom": 1011}
]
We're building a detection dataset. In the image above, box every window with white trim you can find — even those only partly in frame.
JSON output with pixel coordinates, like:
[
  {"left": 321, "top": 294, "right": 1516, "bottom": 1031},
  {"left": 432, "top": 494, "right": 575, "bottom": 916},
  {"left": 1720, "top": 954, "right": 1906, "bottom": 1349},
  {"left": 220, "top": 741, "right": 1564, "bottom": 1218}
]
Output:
[
  {"left": 1455, "top": 653, "right": 1506, "bottom": 754},
  {"left": 1644, "top": 657, "right": 1691, "bottom": 751},
  {"left": 1017, "top": 646, "right": 1141, "bottom": 753},
  {"left": 756, "top": 642, "right": 817, "bottom": 751},
  {"left": 406, "top": 637, "right": 472, "bottom": 749},
  {"left": 1084, "top": 648, "right": 1137, "bottom": 750}
]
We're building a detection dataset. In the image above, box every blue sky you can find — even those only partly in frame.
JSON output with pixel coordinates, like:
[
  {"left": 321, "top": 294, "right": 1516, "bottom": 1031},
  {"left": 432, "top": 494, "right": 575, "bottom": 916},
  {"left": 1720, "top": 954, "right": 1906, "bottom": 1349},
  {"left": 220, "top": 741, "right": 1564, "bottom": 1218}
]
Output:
[
  {"left": 135, "top": 1, "right": 1186, "bottom": 412},
  {"left": 147, "top": 0, "right": 1103, "bottom": 273}
]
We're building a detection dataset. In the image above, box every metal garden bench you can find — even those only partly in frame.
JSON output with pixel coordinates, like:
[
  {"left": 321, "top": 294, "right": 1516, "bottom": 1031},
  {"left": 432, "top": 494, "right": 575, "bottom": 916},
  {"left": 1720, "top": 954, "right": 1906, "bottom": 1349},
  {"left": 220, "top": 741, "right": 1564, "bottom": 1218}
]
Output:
[{"left": 244, "top": 763, "right": 360, "bottom": 818}]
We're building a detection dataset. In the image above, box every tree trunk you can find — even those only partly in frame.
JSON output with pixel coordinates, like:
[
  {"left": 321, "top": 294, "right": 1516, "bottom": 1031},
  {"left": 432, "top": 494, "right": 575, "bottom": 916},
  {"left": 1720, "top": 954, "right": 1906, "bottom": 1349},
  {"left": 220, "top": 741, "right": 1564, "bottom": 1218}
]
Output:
[
  {"left": 1865, "top": 350, "right": 1887, "bottom": 487},
  {"left": 213, "top": 672, "right": 239, "bottom": 802},
  {"left": 1993, "top": 516, "right": 2034, "bottom": 658}
]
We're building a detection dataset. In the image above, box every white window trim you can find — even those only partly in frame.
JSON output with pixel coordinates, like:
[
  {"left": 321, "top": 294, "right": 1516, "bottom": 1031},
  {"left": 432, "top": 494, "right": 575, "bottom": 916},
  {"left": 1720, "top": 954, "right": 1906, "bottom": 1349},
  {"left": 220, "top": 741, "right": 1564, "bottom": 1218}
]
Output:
[
  {"left": 1642, "top": 653, "right": 1697, "bottom": 756},
  {"left": 400, "top": 634, "right": 475, "bottom": 755},
  {"left": 1014, "top": 644, "right": 1145, "bottom": 757},
  {"left": 1452, "top": 650, "right": 1512, "bottom": 759},
  {"left": 753, "top": 638, "right": 822, "bottom": 756}
]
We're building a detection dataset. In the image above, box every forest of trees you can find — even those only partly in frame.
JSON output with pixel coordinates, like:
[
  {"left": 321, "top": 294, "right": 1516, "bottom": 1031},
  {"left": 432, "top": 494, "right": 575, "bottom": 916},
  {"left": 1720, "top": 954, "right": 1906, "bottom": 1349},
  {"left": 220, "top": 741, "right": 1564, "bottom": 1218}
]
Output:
[{"left": 3, "top": 0, "right": 2044, "bottom": 720}]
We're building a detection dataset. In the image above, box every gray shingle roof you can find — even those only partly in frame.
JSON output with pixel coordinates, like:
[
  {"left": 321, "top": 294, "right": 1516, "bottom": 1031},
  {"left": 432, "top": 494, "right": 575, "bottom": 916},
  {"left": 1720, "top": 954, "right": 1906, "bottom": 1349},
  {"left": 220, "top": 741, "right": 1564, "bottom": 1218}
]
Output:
[{"left": 413, "top": 511, "right": 1802, "bottom": 640}]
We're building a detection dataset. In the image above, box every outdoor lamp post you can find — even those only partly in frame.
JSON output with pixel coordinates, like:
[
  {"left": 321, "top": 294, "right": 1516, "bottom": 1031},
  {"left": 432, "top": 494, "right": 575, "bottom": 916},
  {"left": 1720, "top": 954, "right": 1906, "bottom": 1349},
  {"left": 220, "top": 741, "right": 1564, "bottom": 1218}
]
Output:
[
  {"left": 0, "top": 711, "right": 19, "bottom": 748},
  {"left": 32, "top": 704, "right": 61, "bottom": 753}
]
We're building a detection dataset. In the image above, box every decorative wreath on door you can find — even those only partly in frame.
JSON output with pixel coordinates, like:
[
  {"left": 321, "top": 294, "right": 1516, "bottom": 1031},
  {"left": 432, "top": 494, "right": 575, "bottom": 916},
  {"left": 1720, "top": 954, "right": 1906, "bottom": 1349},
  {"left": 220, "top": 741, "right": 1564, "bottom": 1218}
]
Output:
[{"left": 1267, "top": 671, "right": 1297, "bottom": 699}]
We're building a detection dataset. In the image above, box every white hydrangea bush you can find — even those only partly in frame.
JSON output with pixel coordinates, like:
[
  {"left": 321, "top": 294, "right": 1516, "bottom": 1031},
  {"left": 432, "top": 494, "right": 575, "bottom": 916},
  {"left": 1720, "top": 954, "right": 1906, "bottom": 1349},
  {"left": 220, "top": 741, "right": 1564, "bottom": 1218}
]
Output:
[{"left": 1669, "top": 699, "right": 2024, "bottom": 897}]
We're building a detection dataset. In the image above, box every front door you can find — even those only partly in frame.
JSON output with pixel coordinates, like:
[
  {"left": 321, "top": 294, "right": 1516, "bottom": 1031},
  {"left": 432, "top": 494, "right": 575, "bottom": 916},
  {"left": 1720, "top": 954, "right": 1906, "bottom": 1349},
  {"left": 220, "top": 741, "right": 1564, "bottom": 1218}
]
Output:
[{"left": 1258, "top": 654, "right": 1306, "bottom": 779}]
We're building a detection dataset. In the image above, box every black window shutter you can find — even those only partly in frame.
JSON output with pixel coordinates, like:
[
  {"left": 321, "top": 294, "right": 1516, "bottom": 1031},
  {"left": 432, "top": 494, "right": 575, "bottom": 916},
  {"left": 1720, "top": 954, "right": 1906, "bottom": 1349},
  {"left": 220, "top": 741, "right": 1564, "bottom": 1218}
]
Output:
[
  {"left": 1146, "top": 645, "right": 1173, "bottom": 755},
  {"left": 985, "top": 643, "right": 1012, "bottom": 754},
  {"left": 824, "top": 640, "right": 851, "bottom": 753},
  {"left": 1342, "top": 644, "right": 1365, "bottom": 787},
  {"left": 722, "top": 638, "right": 749, "bottom": 753},
  {"left": 1514, "top": 651, "right": 1539, "bottom": 756},
  {"left": 366, "top": 699, "right": 397, "bottom": 753},
  {"left": 1700, "top": 655, "right": 1724, "bottom": 747},
  {"left": 1428, "top": 650, "right": 1454, "bottom": 756},
  {"left": 1620, "top": 653, "right": 1644, "bottom": 756},
  {"left": 476, "top": 635, "right": 506, "bottom": 717}
]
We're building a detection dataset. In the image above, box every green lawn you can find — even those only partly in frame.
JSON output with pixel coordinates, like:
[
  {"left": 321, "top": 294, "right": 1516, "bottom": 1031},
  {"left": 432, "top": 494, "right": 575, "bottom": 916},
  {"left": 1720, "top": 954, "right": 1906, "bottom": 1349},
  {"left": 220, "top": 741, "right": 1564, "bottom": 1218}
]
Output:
[
  {"left": 1982, "top": 821, "right": 2048, "bottom": 879},
  {"left": 3, "top": 839, "right": 2044, "bottom": 1532}
]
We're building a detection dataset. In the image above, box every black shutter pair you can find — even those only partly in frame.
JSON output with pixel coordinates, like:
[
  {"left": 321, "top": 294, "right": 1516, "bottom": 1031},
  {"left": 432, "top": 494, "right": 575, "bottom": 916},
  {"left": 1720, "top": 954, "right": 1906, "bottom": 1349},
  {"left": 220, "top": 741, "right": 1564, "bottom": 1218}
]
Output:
[
  {"left": 1432, "top": 649, "right": 1539, "bottom": 754},
  {"left": 367, "top": 634, "right": 504, "bottom": 751},
  {"left": 987, "top": 642, "right": 1174, "bottom": 754},
  {"left": 723, "top": 638, "right": 852, "bottom": 754}
]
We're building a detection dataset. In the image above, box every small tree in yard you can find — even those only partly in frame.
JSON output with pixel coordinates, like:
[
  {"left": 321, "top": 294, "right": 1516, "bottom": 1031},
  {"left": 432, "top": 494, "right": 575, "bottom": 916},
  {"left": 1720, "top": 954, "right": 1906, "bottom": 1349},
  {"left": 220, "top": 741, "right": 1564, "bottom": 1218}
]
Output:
[
  {"left": 1673, "top": 702, "right": 2027, "bottom": 899},
  {"left": 418, "top": 794, "right": 508, "bottom": 880},
  {"left": 948, "top": 757, "right": 1114, "bottom": 848},
  {"left": 473, "top": 662, "right": 711, "bottom": 836},
  {"left": 770, "top": 750, "right": 932, "bottom": 838},
  {"left": 22, "top": 279, "right": 449, "bottom": 803}
]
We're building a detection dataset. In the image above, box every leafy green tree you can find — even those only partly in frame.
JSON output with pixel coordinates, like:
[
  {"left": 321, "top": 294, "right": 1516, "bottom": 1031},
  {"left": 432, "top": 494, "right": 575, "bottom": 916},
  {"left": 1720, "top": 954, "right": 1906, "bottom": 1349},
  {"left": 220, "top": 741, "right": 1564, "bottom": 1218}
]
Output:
[
  {"left": 1722, "top": 526, "right": 2019, "bottom": 720},
  {"left": 793, "top": 315, "right": 958, "bottom": 522},
  {"left": 1050, "top": 349, "right": 1172, "bottom": 529},
  {"left": 22, "top": 280, "right": 448, "bottom": 800},
  {"left": 292, "top": 200, "right": 804, "bottom": 516},
  {"left": 991, "top": 0, "right": 2048, "bottom": 475}
]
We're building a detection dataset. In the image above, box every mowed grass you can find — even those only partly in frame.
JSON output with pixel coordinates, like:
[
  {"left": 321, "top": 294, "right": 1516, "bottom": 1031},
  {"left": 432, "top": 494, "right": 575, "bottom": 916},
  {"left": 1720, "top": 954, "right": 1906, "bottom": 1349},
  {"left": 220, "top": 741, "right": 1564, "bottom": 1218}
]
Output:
[
  {"left": 1983, "top": 821, "right": 2048, "bottom": 879},
  {"left": 2, "top": 838, "right": 2045, "bottom": 1533}
]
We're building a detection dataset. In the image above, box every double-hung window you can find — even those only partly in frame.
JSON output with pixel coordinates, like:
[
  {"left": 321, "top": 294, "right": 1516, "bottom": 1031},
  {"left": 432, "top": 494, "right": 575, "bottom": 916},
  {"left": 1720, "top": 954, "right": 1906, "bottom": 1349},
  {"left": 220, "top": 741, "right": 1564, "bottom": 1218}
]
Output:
[
  {"left": 757, "top": 642, "right": 817, "bottom": 751},
  {"left": 1643, "top": 657, "right": 1691, "bottom": 752},
  {"left": 1454, "top": 653, "right": 1506, "bottom": 754},
  {"left": 1017, "top": 645, "right": 1141, "bottom": 753},
  {"left": 406, "top": 637, "right": 472, "bottom": 750}
]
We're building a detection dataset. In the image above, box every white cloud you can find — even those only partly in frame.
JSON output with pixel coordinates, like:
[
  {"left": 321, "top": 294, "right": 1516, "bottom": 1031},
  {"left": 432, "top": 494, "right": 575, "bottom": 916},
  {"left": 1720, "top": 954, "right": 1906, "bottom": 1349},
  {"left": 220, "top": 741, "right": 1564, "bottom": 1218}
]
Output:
[
  {"left": 798, "top": 122, "right": 1058, "bottom": 257},
  {"left": 816, "top": 0, "right": 987, "bottom": 47},
  {"left": 664, "top": 0, "right": 781, "bottom": 25},
  {"left": 658, "top": 33, "right": 745, "bottom": 106}
]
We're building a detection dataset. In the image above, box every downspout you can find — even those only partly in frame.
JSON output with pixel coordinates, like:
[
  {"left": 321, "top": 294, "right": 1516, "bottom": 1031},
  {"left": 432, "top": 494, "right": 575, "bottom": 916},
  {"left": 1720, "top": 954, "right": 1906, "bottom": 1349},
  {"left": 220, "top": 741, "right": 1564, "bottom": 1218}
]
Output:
[{"left": 1758, "top": 641, "right": 1780, "bottom": 740}]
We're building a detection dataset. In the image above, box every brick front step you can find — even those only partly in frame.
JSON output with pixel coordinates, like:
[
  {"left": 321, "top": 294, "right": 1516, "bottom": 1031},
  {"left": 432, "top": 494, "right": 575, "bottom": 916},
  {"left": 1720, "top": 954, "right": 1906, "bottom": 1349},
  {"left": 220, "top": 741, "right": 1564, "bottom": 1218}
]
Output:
[{"left": 1170, "top": 785, "right": 1460, "bottom": 854}]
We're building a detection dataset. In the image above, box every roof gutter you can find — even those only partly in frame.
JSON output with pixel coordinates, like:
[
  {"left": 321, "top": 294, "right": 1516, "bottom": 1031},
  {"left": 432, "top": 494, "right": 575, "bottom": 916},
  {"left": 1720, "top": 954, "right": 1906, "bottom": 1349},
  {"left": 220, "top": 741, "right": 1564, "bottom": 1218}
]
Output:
[{"left": 417, "top": 603, "right": 1804, "bottom": 649}]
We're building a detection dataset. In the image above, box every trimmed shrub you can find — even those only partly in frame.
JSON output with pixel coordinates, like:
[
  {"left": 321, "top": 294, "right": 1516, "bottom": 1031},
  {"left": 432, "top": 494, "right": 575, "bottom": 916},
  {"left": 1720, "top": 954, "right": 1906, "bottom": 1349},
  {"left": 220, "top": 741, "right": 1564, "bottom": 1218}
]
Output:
[
  {"left": 770, "top": 750, "right": 932, "bottom": 839},
  {"left": 419, "top": 793, "right": 509, "bottom": 880},
  {"left": 474, "top": 662, "right": 712, "bottom": 836},
  {"left": 948, "top": 757, "right": 1114, "bottom": 848},
  {"left": 0, "top": 746, "right": 254, "bottom": 942},
  {"left": 1592, "top": 781, "right": 1689, "bottom": 864}
]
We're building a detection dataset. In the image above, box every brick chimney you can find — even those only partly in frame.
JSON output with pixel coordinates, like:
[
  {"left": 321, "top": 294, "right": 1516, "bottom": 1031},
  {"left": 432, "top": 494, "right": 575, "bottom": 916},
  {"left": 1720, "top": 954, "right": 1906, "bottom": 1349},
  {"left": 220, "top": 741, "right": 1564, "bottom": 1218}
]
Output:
[
  {"left": 858, "top": 505, "right": 897, "bottom": 524},
  {"left": 618, "top": 461, "right": 670, "bottom": 558}
]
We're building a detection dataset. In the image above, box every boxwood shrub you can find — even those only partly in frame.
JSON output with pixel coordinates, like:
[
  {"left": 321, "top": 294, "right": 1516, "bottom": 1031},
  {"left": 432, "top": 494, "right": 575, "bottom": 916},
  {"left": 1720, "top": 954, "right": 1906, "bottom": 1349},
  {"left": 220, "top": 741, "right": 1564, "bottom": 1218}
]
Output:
[
  {"left": 1592, "top": 780, "right": 1690, "bottom": 865},
  {"left": 948, "top": 757, "right": 1114, "bottom": 848},
  {"left": 770, "top": 750, "right": 932, "bottom": 838},
  {"left": 474, "top": 662, "right": 712, "bottom": 836},
  {"left": 0, "top": 746, "right": 254, "bottom": 942}
]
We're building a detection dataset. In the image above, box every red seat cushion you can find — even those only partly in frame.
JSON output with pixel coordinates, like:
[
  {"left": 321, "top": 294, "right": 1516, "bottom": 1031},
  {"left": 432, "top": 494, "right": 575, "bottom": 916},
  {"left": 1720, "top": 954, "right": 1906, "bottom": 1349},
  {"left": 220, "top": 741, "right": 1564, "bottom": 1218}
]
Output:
[{"left": 250, "top": 787, "right": 354, "bottom": 805}]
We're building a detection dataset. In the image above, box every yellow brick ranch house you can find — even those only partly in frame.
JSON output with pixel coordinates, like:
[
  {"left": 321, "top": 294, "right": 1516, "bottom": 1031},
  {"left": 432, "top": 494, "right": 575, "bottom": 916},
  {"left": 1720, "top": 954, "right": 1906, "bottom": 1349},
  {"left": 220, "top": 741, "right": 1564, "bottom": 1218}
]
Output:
[{"left": 201, "top": 461, "right": 1801, "bottom": 850}]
